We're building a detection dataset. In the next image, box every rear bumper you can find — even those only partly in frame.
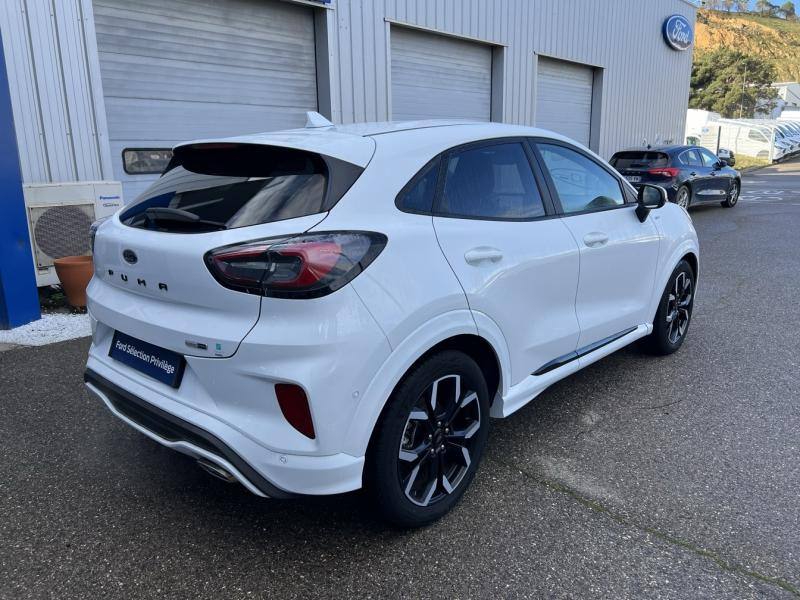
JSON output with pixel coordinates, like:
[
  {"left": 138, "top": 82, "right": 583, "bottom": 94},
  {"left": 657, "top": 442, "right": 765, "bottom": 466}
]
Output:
[{"left": 84, "top": 366, "right": 365, "bottom": 497}]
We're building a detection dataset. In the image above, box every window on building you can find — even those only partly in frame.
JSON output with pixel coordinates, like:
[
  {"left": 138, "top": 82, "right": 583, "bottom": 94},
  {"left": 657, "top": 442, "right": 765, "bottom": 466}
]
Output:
[{"left": 122, "top": 149, "right": 174, "bottom": 175}]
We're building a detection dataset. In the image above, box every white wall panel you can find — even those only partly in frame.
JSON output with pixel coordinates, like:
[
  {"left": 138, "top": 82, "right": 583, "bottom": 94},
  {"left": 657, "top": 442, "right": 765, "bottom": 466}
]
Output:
[
  {"left": 328, "top": 0, "right": 695, "bottom": 158},
  {"left": 0, "top": 0, "right": 111, "bottom": 184}
]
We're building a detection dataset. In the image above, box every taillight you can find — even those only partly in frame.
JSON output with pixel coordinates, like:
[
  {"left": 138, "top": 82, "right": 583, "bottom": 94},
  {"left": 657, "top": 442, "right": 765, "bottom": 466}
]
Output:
[
  {"left": 205, "top": 231, "right": 387, "bottom": 298},
  {"left": 648, "top": 167, "right": 680, "bottom": 178},
  {"left": 275, "top": 384, "right": 315, "bottom": 439}
]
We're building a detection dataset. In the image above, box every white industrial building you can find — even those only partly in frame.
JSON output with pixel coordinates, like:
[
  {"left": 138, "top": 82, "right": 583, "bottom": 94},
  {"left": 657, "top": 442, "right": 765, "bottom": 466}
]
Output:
[{"left": 1, "top": 0, "right": 695, "bottom": 285}]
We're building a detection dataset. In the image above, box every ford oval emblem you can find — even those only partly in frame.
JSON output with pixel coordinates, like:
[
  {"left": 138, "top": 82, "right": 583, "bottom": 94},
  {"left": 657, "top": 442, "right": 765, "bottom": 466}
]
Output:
[
  {"left": 122, "top": 249, "right": 138, "bottom": 264},
  {"left": 663, "top": 14, "right": 693, "bottom": 52}
]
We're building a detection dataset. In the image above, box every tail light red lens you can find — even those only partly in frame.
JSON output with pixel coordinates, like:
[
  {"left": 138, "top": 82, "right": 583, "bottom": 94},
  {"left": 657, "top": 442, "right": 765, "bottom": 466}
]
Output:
[
  {"left": 205, "top": 231, "right": 387, "bottom": 298},
  {"left": 647, "top": 167, "right": 680, "bottom": 178},
  {"left": 275, "top": 384, "right": 315, "bottom": 439}
]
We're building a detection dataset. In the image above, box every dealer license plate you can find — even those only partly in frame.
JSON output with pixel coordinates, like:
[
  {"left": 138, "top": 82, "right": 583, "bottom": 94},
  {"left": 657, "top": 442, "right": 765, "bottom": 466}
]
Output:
[{"left": 109, "top": 331, "right": 186, "bottom": 388}]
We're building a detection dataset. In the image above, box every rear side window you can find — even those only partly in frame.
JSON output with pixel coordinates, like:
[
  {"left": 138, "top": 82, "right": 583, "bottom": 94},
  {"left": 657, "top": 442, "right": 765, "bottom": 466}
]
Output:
[
  {"left": 396, "top": 159, "right": 440, "bottom": 213},
  {"left": 680, "top": 150, "right": 702, "bottom": 167},
  {"left": 538, "top": 143, "right": 624, "bottom": 214},
  {"left": 748, "top": 129, "right": 768, "bottom": 143},
  {"left": 120, "top": 144, "right": 361, "bottom": 233},
  {"left": 438, "top": 143, "right": 546, "bottom": 220},
  {"left": 610, "top": 152, "right": 670, "bottom": 169}
]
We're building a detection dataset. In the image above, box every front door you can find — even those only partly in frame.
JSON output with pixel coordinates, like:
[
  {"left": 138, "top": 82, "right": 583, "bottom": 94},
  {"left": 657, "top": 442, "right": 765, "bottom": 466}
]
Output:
[
  {"left": 432, "top": 140, "right": 581, "bottom": 385},
  {"left": 698, "top": 147, "right": 730, "bottom": 200},
  {"left": 534, "top": 141, "right": 661, "bottom": 349}
]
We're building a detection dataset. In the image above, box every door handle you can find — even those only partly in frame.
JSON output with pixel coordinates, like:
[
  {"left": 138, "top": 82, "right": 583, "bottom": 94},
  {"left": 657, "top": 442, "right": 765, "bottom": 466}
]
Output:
[
  {"left": 690, "top": 172, "right": 697, "bottom": 176},
  {"left": 464, "top": 247, "right": 503, "bottom": 265},
  {"left": 583, "top": 232, "right": 609, "bottom": 248}
]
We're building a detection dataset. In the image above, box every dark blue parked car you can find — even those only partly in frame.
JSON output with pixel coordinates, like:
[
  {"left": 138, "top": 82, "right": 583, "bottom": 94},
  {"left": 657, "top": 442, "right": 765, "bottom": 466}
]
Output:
[{"left": 610, "top": 145, "right": 741, "bottom": 209}]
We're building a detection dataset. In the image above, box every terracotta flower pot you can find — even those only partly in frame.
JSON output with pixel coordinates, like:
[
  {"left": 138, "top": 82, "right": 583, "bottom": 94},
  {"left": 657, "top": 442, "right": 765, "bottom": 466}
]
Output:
[{"left": 53, "top": 255, "right": 94, "bottom": 308}]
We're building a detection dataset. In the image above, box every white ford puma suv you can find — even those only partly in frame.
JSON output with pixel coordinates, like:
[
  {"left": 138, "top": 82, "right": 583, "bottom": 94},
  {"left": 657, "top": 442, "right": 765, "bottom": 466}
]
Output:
[{"left": 85, "top": 117, "right": 699, "bottom": 527}]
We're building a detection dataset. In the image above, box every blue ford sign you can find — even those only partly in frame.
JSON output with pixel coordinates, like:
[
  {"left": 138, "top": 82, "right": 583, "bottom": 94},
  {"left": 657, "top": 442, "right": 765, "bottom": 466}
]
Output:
[{"left": 662, "top": 14, "right": 693, "bottom": 51}]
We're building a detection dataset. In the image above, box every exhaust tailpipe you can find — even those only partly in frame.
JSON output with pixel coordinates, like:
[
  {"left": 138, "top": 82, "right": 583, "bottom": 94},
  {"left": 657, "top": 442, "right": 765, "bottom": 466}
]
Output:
[{"left": 197, "top": 458, "right": 237, "bottom": 483}]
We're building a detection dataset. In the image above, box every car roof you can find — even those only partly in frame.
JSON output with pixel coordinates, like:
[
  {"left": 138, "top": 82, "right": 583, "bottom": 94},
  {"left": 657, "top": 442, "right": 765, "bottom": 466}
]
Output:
[
  {"left": 612, "top": 145, "right": 691, "bottom": 155},
  {"left": 175, "top": 120, "right": 582, "bottom": 168}
]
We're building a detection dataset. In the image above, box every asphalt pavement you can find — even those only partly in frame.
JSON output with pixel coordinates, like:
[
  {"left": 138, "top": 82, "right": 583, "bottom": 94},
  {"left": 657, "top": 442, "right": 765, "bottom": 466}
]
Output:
[{"left": 1, "top": 160, "right": 799, "bottom": 599}]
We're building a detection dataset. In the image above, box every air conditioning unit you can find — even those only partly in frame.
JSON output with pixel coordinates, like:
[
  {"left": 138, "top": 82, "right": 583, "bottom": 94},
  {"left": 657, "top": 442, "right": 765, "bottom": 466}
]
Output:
[{"left": 23, "top": 181, "right": 123, "bottom": 286}]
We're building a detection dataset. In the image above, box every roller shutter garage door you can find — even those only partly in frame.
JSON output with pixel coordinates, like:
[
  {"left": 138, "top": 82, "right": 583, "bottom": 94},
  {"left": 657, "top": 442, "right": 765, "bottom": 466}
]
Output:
[
  {"left": 93, "top": 0, "right": 318, "bottom": 201},
  {"left": 535, "top": 57, "right": 594, "bottom": 147},
  {"left": 391, "top": 27, "right": 492, "bottom": 122}
]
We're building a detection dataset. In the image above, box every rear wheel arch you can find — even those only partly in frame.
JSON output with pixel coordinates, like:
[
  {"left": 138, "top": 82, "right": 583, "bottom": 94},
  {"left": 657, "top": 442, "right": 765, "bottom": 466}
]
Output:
[{"left": 364, "top": 334, "right": 502, "bottom": 458}]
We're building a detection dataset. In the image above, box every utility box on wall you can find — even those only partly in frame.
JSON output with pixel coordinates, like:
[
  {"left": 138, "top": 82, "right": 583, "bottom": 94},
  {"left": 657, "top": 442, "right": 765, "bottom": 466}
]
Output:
[{"left": 23, "top": 181, "right": 123, "bottom": 286}]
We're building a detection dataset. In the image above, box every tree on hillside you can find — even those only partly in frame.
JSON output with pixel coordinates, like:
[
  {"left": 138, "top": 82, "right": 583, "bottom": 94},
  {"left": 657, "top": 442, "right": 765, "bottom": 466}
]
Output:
[
  {"left": 756, "top": 0, "right": 778, "bottom": 17},
  {"left": 690, "top": 49, "right": 777, "bottom": 117},
  {"left": 781, "top": 1, "right": 796, "bottom": 18},
  {"left": 722, "top": 0, "right": 736, "bottom": 11},
  {"left": 734, "top": 0, "right": 748, "bottom": 10}
]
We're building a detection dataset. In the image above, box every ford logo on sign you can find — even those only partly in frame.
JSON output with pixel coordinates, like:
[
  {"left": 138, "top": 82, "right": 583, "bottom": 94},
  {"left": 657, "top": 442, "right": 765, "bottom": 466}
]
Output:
[{"left": 663, "top": 14, "right": 693, "bottom": 51}]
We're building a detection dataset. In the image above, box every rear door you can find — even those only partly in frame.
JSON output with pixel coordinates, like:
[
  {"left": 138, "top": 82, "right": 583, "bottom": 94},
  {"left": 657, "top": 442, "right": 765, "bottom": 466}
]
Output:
[
  {"left": 679, "top": 149, "right": 707, "bottom": 196},
  {"left": 534, "top": 140, "right": 661, "bottom": 349},
  {"left": 431, "top": 139, "right": 581, "bottom": 385}
]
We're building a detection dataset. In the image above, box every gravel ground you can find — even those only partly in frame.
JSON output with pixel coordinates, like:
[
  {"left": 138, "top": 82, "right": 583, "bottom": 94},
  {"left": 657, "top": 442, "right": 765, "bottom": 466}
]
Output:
[
  {"left": 0, "top": 313, "right": 90, "bottom": 347},
  {"left": 1, "top": 160, "right": 798, "bottom": 599}
]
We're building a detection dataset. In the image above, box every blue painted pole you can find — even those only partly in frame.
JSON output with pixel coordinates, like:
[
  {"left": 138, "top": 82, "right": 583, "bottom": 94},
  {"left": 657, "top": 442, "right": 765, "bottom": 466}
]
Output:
[{"left": 0, "top": 31, "right": 40, "bottom": 329}]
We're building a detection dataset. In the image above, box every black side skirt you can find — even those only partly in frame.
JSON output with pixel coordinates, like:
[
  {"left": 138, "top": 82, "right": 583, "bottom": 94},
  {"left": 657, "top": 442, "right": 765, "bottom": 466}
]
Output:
[{"left": 532, "top": 326, "right": 638, "bottom": 377}]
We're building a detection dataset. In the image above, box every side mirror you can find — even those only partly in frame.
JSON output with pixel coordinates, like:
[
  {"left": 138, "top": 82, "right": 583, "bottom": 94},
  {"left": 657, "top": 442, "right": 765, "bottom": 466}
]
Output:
[{"left": 636, "top": 184, "right": 667, "bottom": 222}]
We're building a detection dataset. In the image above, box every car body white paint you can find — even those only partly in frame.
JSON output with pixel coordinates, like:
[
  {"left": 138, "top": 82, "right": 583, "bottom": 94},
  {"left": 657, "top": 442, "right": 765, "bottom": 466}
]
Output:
[{"left": 85, "top": 121, "right": 699, "bottom": 497}]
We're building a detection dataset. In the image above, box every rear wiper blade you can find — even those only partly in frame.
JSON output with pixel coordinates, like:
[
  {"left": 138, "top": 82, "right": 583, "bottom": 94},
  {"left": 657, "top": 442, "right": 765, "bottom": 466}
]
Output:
[{"left": 144, "top": 207, "right": 227, "bottom": 230}]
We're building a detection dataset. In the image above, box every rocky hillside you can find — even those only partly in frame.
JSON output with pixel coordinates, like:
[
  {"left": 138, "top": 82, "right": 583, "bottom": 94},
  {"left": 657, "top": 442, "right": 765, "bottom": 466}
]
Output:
[{"left": 695, "top": 9, "right": 800, "bottom": 81}]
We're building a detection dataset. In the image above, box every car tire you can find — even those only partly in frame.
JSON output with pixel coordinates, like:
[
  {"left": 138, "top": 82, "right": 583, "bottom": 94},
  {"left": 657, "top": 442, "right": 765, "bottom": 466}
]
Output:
[
  {"left": 721, "top": 180, "right": 740, "bottom": 208},
  {"left": 365, "top": 350, "right": 490, "bottom": 528},
  {"left": 640, "top": 260, "right": 695, "bottom": 356},
  {"left": 675, "top": 185, "right": 691, "bottom": 209}
]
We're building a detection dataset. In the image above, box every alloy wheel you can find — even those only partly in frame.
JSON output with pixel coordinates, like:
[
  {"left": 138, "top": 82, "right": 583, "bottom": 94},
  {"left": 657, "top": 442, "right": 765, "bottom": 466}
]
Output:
[
  {"left": 665, "top": 271, "right": 692, "bottom": 344},
  {"left": 676, "top": 188, "right": 690, "bottom": 209},
  {"left": 729, "top": 183, "right": 739, "bottom": 205},
  {"left": 398, "top": 374, "right": 481, "bottom": 507}
]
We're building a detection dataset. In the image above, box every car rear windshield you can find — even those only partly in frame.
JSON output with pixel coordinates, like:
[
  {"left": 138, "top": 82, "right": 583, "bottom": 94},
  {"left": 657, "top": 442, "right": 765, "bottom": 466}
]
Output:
[
  {"left": 120, "top": 143, "right": 362, "bottom": 233},
  {"left": 610, "top": 152, "right": 670, "bottom": 170}
]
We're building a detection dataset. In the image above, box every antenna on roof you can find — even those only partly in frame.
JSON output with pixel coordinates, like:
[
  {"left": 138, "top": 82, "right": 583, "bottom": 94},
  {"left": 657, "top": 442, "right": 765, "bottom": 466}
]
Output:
[{"left": 305, "top": 111, "right": 334, "bottom": 128}]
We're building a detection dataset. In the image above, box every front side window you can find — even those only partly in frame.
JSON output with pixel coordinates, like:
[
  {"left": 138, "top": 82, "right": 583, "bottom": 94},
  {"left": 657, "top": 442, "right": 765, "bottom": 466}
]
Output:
[
  {"left": 699, "top": 149, "right": 719, "bottom": 168},
  {"left": 537, "top": 143, "right": 624, "bottom": 214},
  {"left": 438, "top": 143, "right": 546, "bottom": 220}
]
